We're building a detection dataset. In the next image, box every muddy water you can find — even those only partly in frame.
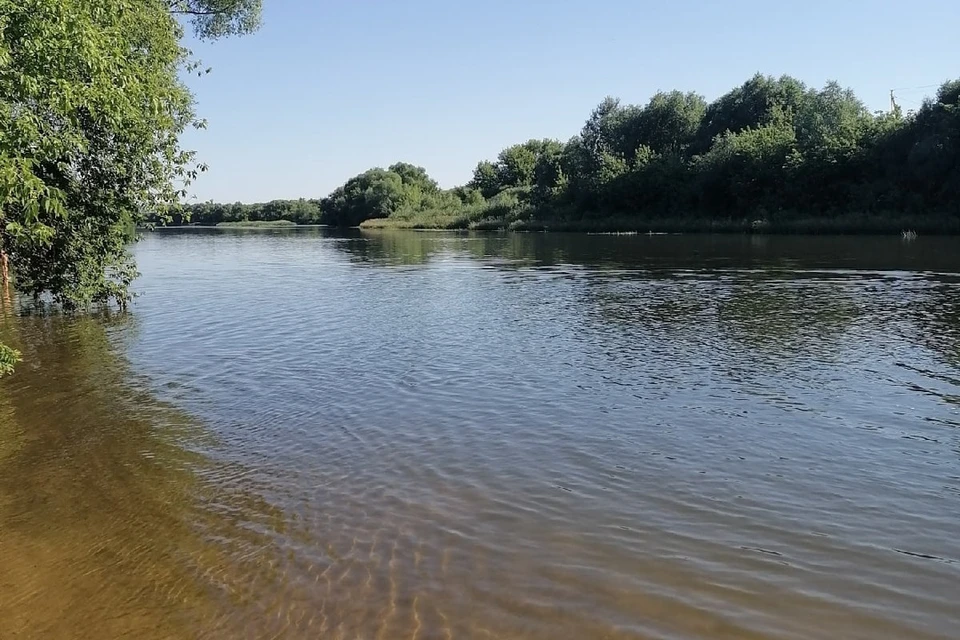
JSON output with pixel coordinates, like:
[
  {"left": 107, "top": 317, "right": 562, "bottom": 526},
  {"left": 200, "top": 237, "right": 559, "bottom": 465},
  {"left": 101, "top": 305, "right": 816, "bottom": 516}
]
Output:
[{"left": 1, "top": 229, "right": 958, "bottom": 639}]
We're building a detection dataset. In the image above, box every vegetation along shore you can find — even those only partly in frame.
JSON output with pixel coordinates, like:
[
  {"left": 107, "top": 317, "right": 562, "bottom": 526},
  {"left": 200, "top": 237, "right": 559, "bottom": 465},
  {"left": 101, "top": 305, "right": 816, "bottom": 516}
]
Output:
[{"left": 157, "top": 74, "right": 960, "bottom": 234}]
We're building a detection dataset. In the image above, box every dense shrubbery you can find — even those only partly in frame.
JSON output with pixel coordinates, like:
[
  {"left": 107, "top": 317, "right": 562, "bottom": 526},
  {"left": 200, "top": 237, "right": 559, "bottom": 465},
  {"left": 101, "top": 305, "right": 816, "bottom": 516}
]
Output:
[{"left": 169, "top": 74, "right": 960, "bottom": 232}]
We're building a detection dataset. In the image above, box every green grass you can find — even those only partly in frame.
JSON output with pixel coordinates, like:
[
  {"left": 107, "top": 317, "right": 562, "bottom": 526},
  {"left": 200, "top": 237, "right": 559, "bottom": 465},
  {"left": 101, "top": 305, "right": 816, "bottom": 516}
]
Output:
[
  {"left": 360, "top": 199, "right": 534, "bottom": 231},
  {"left": 362, "top": 210, "right": 960, "bottom": 235},
  {"left": 215, "top": 219, "right": 298, "bottom": 228},
  {"left": 359, "top": 215, "right": 463, "bottom": 230}
]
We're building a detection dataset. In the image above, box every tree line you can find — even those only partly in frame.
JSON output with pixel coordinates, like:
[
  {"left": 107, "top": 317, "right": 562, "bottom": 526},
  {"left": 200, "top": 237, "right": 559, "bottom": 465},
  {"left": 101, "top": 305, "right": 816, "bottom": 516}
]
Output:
[{"left": 170, "top": 74, "right": 960, "bottom": 232}]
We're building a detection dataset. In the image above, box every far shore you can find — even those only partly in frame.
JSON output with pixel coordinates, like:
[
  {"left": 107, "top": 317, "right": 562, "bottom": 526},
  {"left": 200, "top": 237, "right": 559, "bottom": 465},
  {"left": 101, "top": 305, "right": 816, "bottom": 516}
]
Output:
[{"left": 142, "top": 214, "right": 959, "bottom": 236}]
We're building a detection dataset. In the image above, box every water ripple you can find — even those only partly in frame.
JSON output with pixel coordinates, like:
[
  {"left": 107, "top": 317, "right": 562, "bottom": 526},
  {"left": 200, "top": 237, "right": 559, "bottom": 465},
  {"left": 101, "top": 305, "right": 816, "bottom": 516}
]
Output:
[{"left": 2, "top": 229, "right": 959, "bottom": 639}]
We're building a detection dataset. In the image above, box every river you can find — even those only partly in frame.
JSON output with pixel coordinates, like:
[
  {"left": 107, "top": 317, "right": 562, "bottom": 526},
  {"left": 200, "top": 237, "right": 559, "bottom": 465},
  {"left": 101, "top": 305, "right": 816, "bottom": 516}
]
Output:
[{"left": 1, "top": 229, "right": 958, "bottom": 639}]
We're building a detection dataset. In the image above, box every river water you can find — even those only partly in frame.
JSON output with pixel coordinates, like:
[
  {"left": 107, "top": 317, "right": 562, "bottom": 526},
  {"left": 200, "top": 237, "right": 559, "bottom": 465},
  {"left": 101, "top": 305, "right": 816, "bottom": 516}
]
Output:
[{"left": 1, "top": 229, "right": 958, "bottom": 639}]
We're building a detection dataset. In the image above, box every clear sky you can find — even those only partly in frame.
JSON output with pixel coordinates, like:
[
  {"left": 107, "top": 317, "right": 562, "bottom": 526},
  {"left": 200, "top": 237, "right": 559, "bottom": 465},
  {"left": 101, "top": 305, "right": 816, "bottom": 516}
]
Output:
[{"left": 179, "top": 0, "right": 959, "bottom": 203}]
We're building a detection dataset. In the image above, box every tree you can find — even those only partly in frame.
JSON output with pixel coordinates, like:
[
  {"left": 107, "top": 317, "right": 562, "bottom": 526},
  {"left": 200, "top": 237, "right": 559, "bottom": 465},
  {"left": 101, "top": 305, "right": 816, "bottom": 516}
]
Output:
[
  {"left": 616, "top": 91, "right": 707, "bottom": 157},
  {"left": 469, "top": 161, "right": 500, "bottom": 198},
  {"left": 321, "top": 167, "right": 421, "bottom": 226},
  {"left": 532, "top": 141, "right": 567, "bottom": 203},
  {"left": 0, "top": 0, "right": 260, "bottom": 373},
  {"left": 469, "top": 140, "right": 565, "bottom": 199},
  {"left": 900, "top": 80, "right": 960, "bottom": 210},
  {"left": 694, "top": 119, "right": 796, "bottom": 214},
  {"left": 169, "top": 0, "right": 262, "bottom": 38},
  {"left": 495, "top": 144, "right": 537, "bottom": 188},
  {"left": 794, "top": 82, "right": 870, "bottom": 161},
  {"left": 388, "top": 162, "right": 439, "bottom": 193},
  {"left": 693, "top": 74, "right": 808, "bottom": 153},
  {"left": 580, "top": 96, "right": 623, "bottom": 165}
]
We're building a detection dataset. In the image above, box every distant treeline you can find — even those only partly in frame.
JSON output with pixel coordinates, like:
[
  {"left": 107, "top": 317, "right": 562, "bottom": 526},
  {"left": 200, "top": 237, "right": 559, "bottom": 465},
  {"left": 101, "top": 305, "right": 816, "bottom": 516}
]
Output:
[
  {"left": 162, "top": 198, "right": 323, "bottom": 225},
  {"left": 159, "top": 74, "right": 960, "bottom": 232}
]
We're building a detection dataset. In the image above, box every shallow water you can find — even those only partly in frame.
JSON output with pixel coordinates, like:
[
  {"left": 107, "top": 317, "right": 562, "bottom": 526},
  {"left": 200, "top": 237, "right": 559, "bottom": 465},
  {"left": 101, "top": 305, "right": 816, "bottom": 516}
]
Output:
[{"left": 1, "top": 229, "right": 959, "bottom": 639}]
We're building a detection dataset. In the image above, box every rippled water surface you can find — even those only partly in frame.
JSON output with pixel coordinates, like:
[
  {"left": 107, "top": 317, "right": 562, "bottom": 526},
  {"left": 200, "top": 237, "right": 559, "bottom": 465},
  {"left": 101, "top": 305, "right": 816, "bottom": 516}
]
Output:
[{"left": 2, "top": 229, "right": 960, "bottom": 639}]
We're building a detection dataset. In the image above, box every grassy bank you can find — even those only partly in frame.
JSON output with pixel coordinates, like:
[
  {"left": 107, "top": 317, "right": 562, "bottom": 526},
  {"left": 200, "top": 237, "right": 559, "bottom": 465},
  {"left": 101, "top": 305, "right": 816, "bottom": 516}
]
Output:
[
  {"left": 215, "top": 220, "right": 298, "bottom": 228},
  {"left": 511, "top": 214, "right": 960, "bottom": 234},
  {"left": 360, "top": 210, "right": 960, "bottom": 235}
]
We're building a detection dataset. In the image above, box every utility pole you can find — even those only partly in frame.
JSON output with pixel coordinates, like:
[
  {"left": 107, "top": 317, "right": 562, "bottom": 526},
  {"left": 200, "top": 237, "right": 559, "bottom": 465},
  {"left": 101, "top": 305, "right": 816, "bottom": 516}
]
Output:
[{"left": 890, "top": 89, "right": 898, "bottom": 113}]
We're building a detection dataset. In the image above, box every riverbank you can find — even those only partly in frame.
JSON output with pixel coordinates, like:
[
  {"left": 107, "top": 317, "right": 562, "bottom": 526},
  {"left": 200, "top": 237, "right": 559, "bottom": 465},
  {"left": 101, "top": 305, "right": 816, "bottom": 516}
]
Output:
[
  {"left": 141, "top": 220, "right": 301, "bottom": 230},
  {"left": 215, "top": 220, "right": 297, "bottom": 228},
  {"left": 359, "top": 212, "right": 960, "bottom": 235},
  {"left": 145, "top": 209, "right": 960, "bottom": 235}
]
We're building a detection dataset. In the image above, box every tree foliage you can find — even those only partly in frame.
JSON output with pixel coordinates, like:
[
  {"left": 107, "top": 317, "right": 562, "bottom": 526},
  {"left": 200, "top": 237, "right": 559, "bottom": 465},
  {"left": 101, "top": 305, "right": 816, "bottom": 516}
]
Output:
[
  {"left": 318, "top": 163, "right": 469, "bottom": 227},
  {"left": 169, "top": 0, "right": 262, "bottom": 39},
  {"left": 171, "top": 73, "right": 960, "bottom": 233},
  {"left": 172, "top": 198, "right": 322, "bottom": 225},
  {"left": 0, "top": 0, "right": 258, "bottom": 372},
  {"left": 469, "top": 140, "right": 564, "bottom": 197}
]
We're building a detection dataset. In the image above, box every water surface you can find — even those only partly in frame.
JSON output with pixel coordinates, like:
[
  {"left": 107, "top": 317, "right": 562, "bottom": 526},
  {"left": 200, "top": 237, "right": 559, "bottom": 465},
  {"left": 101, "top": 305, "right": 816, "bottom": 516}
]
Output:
[{"left": 1, "top": 229, "right": 959, "bottom": 639}]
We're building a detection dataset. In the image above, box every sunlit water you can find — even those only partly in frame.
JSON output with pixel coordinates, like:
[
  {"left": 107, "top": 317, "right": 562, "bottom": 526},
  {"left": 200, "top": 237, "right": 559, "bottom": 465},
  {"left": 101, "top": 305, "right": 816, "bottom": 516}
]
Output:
[{"left": 2, "top": 229, "right": 959, "bottom": 639}]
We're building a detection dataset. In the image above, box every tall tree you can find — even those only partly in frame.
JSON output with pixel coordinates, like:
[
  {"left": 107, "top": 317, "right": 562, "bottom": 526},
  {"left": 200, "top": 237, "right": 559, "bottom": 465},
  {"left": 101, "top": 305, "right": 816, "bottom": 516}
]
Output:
[
  {"left": 469, "top": 161, "right": 501, "bottom": 199},
  {"left": 0, "top": 0, "right": 261, "bottom": 373},
  {"left": 616, "top": 91, "right": 707, "bottom": 157}
]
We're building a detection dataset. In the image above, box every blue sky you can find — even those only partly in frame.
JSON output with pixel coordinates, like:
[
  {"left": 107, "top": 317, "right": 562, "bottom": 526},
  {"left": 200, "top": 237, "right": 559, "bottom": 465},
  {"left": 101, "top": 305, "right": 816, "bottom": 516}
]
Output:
[{"left": 180, "top": 0, "right": 959, "bottom": 203}]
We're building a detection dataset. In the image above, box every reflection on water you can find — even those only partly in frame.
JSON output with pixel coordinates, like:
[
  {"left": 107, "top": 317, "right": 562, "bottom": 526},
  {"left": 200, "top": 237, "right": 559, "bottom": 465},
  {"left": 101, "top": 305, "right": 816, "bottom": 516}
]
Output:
[
  {"left": 2, "top": 228, "right": 960, "bottom": 639},
  {"left": 0, "top": 314, "right": 222, "bottom": 637}
]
